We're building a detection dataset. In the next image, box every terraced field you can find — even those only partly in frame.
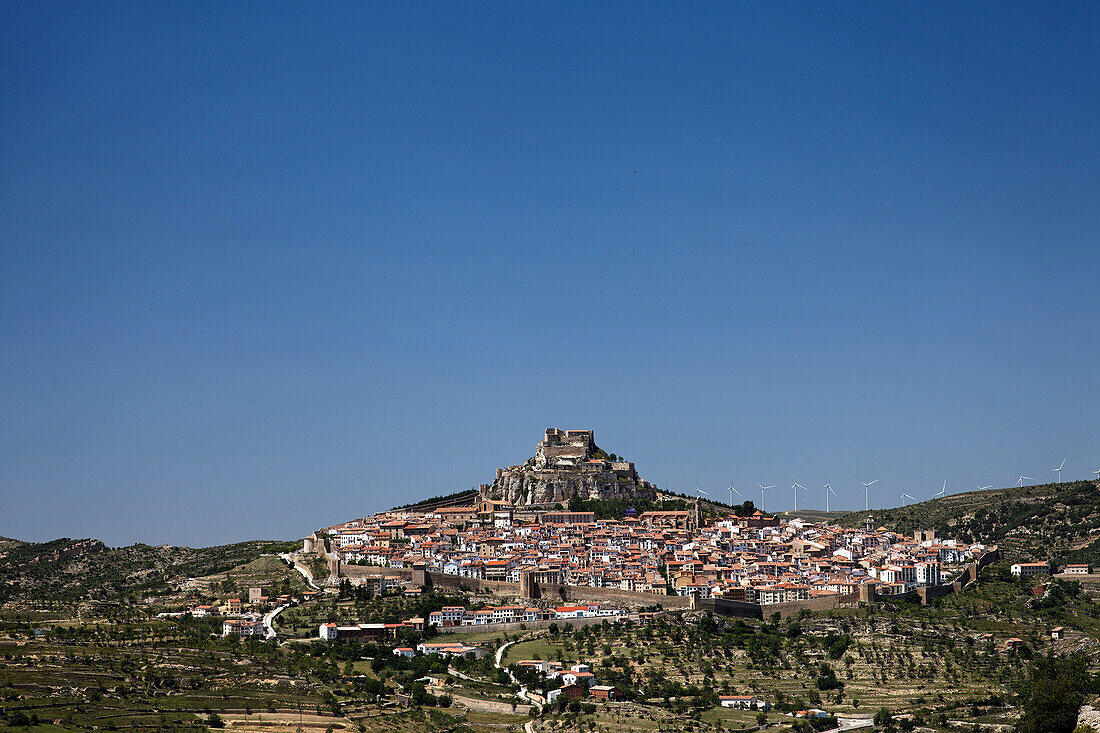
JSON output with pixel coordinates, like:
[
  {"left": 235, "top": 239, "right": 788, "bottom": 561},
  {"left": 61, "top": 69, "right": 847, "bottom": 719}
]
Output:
[
  {"left": 3, "top": 556, "right": 1098, "bottom": 733},
  {"left": 500, "top": 569, "right": 1100, "bottom": 730},
  {"left": 0, "top": 619, "right": 529, "bottom": 733}
]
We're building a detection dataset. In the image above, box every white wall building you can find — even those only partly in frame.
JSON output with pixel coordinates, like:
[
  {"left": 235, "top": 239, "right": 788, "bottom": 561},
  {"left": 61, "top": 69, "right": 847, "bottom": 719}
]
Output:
[{"left": 1011, "top": 562, "right": 1050, "bottom": 577}]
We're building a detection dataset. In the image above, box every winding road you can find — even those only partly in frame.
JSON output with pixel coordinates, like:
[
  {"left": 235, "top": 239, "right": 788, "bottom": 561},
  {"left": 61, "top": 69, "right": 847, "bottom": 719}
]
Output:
[
  {"left": 261, "top": 603, "right": 289, "bottom": 639},
  {"left": 282, "top": 553, "right": 321, "bottom": 590},
  {"left": 493, "top": 638, "right": 543, "bottom": 716}
]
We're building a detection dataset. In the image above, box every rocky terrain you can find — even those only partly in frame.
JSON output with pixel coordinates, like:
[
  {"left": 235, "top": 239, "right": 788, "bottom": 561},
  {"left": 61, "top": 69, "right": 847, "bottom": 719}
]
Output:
[
  {"left": 485, "top": 467, "right": 657, "bottom": 505},
  {"left": 480, "top": 427, "right": 657, "bottom": 506}
]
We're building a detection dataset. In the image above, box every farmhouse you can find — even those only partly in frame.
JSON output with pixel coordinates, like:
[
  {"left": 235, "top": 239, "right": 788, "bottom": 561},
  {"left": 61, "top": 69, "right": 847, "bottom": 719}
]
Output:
[
  {"left": 1011, "top": 562, "right": 1050, "bottom": 577},
  {"left": 547, "top": 684, "right": 585, "bottom": 702},
  {"left": 719, "top": 695, "right": 770, "bottom": 710},
  {"left": 590, "top": 685, "right": 622, "bottom": 700}
]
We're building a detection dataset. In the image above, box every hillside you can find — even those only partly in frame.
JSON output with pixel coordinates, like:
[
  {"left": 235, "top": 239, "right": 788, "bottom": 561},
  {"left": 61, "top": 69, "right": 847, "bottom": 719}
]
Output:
[
  {"left": 780, "top": 509, "right": 851, "bottom": 524},
  {"left": 393, "top": 487, "right": 479, "bottom": 511},
  {"left": 838, "top": 480, "right": 1100, "bottom": 564},
  {"left": 0, "top": 536, "right": 298, "bottom": 604}
]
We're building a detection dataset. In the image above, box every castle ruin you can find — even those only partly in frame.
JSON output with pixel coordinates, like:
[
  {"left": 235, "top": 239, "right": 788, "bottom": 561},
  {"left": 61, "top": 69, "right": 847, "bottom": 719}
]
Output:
[{"left": 478, "top": 427, "right": 657, "bottom": 507}]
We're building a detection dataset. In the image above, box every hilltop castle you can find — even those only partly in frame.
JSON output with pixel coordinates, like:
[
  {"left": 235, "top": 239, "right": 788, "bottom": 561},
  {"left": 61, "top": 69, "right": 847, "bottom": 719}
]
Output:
[{"left": 478, "top": 427, "right": 657, "bottom": 506}]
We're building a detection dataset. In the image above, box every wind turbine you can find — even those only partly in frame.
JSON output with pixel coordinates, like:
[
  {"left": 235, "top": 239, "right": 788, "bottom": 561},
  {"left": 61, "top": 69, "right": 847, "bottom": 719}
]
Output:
[
  {"left": 977, "top": 484, "right": 993, "bottom": 491},
  {"left": 791, "top": 483, "right": 807, "bottom": 511},
  {"left": 1053, "top": 459, "right": 1066, "bottom": 484},
  {"left": 1016, "top": 475, "right": 1032, "bottom": 487},
  {"left": 727, "top": 484, "right": 741, "bottom": 507},
  {"left": 758, "top": 484, "right": 775, "bottom": 513},
  {"left": 900, "top": 492, "right": 916, "bottom": 507},
  {"left": 861, "top": 480, "right": 879, "bottom": 511},
  {"left": 1093, "top": 469, "right": 1100, "bottom": 480},
  {"left": 934, "top": 481, "right": 947, "bottom": 500},
  {"left": 822, "top": 482, "right": 837, "bottom": 513}
]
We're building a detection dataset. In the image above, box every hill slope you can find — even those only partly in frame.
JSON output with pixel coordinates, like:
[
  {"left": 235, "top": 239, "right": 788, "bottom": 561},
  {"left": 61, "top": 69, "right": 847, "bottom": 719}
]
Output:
[
  {"left": 0, "top": 536, "right": 298, "bottom": 604},
  {"left": 838, "top": 480, "right": 1100, "bottom": 564}
]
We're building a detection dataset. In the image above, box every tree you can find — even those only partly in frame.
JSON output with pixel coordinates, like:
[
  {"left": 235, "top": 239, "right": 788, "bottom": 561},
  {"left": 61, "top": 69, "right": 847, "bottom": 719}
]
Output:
[
  {"left": 1016, "top": 652, "right": 1093, "bottom": 733},
  {"left": 874, "top": 708, "right": 892, "bottom": 727},
  {"left": 208, "top": 712, "right": 226, "bottom": 728}
]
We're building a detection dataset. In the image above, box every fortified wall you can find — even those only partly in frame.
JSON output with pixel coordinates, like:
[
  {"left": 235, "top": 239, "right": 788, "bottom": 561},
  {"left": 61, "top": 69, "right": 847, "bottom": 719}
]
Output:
[
  {"left": 337, "top": 562, "right": 690, "bottom": 609},
  {"left": 480, "top": 427, "right": 658, "bottom": 506},
  {"left": 695, "top": 592, "right": 856, "bottom": 620},
  {"left": 693, "top": 550, "right": 1002, "bottom": 620}
]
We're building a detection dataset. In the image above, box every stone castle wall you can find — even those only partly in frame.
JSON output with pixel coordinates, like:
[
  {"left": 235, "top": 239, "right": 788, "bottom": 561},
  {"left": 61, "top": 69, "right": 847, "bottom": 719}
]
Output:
[
  {"left": 434, "top": 614, "right": 635, "bottom": 636},
  {"left": 337, "top": 563, "right": 689, "bottom": 608},
  {"left": 699, "top": 593, "right": 857, "bottom": 620}
]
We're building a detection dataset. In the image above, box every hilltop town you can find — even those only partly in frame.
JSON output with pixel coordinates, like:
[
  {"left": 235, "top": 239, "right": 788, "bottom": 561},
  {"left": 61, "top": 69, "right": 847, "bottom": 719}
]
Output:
[
  {"left": 3, "top": 430, "right": 1098, "bottom": 733},
  {"left": 306, "top": 429, "right": 991, "bottom": 610},
  {"left": 315, "top": 492, "right": 985, "bottom": 606},
  {"left": 3, "top": 438, "right": 1099, "bottom": 733}
]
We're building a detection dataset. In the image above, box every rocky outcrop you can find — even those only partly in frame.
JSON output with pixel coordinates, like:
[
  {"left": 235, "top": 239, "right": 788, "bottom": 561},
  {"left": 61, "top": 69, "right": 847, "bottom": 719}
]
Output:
[
  {"left": 1078, "top": 705, "right": 1100, "bottom": 732},
  {"left": 479, "top": 428, "right": 657, "bottom": 506}
]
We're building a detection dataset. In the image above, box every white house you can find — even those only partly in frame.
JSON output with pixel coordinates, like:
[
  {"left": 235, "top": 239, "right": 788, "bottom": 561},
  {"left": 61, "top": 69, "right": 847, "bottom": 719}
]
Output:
[
  {"left": 560, "top": 671, "right": 596, "bottom": 687},
  {"left": 916, "top": 561, "right": 941, "bottom": 586},
  {"left": 1011, "top": 562, "right": 1050, "bottom": 577},
  {"left": 222, "top": 618, "right": 264, "bottom": 637},
  {"left": 719, "top": 695, "right": 770, "bottom": 710}
]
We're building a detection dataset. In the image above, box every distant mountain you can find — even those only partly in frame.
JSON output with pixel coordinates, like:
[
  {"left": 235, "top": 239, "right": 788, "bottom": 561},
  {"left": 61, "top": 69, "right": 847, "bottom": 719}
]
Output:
[
  {"left": 0, "top": 536, "right": 298, "bottom": 604},
  {"left": 838, "top": 480, "right": 1100, "bottom": 565}
]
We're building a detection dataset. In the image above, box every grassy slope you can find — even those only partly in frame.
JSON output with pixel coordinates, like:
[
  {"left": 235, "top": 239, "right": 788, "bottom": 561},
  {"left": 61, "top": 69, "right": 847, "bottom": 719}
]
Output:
[{"left": 836, "top": 480, "right": 1100, "bottom": 564}]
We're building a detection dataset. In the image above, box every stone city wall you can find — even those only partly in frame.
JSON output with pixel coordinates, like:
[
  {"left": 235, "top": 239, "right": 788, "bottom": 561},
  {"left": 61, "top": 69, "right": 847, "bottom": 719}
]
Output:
[
  {"left": 435, "top": 614, "right": 633, "bottom": 635},
  {"left": 884, "top": 548, "right": 1001, "bottom": 606},
  {"left": 699, "top": 592, "right": 858, "bottom": 620},
  {"left": 765, "top": 593, "right": 855, "bottom": 618},
  {"left": 336, "top": 564, "right": 690, "bottom": 608}
]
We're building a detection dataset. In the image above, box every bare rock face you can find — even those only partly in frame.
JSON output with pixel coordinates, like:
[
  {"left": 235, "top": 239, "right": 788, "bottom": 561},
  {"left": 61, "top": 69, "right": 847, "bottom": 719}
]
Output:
[
  {"left": 480, "top": 428, "right": 657, "bottom": 506},
  {"left": 1078, "top": 706, "right": 1100, "bottom": 732}
]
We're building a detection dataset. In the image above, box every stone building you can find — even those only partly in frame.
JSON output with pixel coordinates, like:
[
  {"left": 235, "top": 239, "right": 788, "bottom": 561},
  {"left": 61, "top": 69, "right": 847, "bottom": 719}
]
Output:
[{"left": 479, "top": 427, "right": 657, "bottom": 507}]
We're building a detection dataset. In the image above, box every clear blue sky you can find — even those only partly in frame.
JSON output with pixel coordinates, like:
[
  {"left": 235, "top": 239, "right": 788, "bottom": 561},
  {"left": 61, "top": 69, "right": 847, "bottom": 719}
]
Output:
[{"left": 2, "top": 2, "right": 1098, "bottom": 547}]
